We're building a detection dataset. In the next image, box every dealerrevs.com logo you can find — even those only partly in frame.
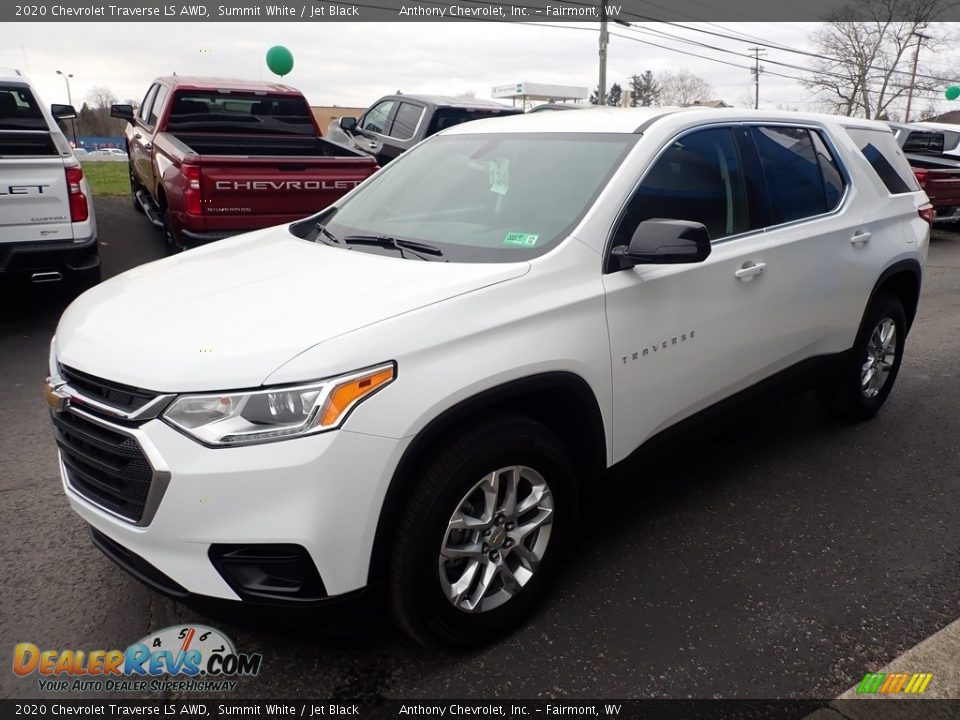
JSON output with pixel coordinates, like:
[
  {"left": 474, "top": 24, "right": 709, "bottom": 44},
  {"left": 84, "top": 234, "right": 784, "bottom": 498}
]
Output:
[{"left": 13, "top": 625, "right": 262, "bottom": 693}]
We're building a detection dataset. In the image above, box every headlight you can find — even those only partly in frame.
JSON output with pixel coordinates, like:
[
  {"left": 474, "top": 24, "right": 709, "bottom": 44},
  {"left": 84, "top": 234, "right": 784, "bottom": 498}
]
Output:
[{"left": 162, "top": 362, "right": 395, "bottom": 446}]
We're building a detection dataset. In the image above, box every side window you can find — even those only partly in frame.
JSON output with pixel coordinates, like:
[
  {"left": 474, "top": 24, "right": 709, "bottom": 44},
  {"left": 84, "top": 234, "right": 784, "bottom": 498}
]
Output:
[
  {"left": 752, "top": 126, "right": 828, "bottom": 224},
  {"left": 845, "top": 127, "right": 920, "bottom": 195},
  {"left": 147, "top": 85, "right": 168, "bottom": 127},
  {"left": 390, "top": 102, "right": 424, "bottom": 140},
  {"left": 809, "top": 130, "right": 846, "bottom": 211},
  {"left": 612, "top": 126, "right": 750, "bottom": 247},
  {"left": 138, "top": 84, "right": 159, "bottom": 123},
  {"left": 360, "top": 100, "right": 395, "bottom": 135}
]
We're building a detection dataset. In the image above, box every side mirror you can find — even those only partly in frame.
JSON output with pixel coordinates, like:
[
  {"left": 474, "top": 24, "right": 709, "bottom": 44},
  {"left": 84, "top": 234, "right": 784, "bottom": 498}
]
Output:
[
  {"left": 339, "top": 116, "right": 358, "bottom": 132},
  {"left": 612, "top": 219, "right": 711, "bottom": 267},
  {"left": 50, "top": 104, "right": 77, "bottom": 120},
  {"left": 110, "top": 104, "right": 135, "bottom": 122}
]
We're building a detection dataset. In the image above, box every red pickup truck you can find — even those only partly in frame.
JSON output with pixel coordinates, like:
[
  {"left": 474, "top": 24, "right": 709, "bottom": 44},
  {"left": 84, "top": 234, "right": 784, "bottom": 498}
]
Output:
[
  {"left": 111, "top": 77, "right": 378, "bottom": 251},
  {"left": 891, "top": 122, "right": 960, "bottom": 225}
]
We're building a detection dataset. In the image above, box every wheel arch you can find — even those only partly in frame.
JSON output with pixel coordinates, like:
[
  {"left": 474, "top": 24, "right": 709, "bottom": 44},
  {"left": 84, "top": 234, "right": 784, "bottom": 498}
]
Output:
[
  {"left": 366, "top": 371, "right": 607, "bottom": 585},
  {"left": 868, "top": 259, "right": 922, "bottom": 332}
]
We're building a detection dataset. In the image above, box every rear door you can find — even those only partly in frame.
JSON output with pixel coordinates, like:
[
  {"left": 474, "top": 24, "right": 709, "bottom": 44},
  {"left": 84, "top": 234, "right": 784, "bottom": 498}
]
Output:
[
  {"left": 0, "top": 83, "right": 72, "bottom": 246},
  {"left": 742, "top": 124, "right": 866, "bottom": 359},
  {"left": 130, "top": 83, "right": 159, "bottom": 190}
]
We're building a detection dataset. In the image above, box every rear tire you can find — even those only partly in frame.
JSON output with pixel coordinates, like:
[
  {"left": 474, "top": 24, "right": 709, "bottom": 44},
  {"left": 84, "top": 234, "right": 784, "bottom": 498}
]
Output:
[
  {"left": 387, "top": 413, "right": 577, "bottom": 648},
  {"left": 816, "top": 292, "right": 906, "bottom": 422},
  {"left": 162, "top": 208, "right": 185, "bottom": 254}
]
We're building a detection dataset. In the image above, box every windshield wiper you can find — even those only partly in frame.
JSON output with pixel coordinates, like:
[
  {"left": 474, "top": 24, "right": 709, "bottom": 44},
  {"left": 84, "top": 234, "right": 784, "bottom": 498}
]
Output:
[
  {"left": 342, "top": 235, "right": 444, "bottom": 261},
  {"left": 314, "top": 223, "right": 345, "bottom": 247}
]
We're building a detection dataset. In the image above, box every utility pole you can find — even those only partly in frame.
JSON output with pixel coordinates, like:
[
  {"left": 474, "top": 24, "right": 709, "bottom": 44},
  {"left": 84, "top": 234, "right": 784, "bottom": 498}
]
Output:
[
  {"left": 748, "top": 47, "right": 766, "bottom": 110},
  {"left": 598, "top": 1, "right": 608, "bottom": 105},
  {"left": 56, "top": 69, "right": 78, "bottom": 147},
  {"left": 904, "top": 31, "right": 930, "bottom": 123}
]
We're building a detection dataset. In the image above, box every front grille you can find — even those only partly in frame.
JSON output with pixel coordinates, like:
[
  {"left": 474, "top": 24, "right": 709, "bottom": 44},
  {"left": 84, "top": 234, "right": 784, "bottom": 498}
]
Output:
[
  {"left": 52, "top": 410, "right": 154, "bottom": 523},
  {"left": 59, "top": 365, "right": 159, "bottom": 415}
]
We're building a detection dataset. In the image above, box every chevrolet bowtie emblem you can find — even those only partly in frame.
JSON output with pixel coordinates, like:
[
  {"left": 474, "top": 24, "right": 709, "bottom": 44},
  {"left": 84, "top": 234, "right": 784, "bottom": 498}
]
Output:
[{"left": 44, "top": 378, "right": 69, "bottom": 412}]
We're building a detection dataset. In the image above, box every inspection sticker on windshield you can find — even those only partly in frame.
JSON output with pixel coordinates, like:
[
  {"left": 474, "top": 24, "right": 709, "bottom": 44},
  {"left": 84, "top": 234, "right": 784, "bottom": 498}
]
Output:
[
  {"left": 503, "top": 232, "right": 539, "bottom": 247},
  {"left": 489, "top": 158, "right": 509, "bottom": 195}
]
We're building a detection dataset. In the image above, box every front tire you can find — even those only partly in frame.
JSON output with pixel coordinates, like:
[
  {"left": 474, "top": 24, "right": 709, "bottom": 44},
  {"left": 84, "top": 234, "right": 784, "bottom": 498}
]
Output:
[
  {"left": 816, "top": 292, "right": 906, "bottom": 422},
  {"left": 387, "top": 413, "right": 577, "bottom": 648}
]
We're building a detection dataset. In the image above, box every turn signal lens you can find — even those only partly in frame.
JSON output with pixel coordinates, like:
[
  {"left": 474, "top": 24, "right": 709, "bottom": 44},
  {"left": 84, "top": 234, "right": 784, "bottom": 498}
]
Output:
[
  {"left": 319, "top": 366, "right": 395, "bottom": 427},
  {"left": 918, "top": 203, "right": 934, "bottom": 224}
]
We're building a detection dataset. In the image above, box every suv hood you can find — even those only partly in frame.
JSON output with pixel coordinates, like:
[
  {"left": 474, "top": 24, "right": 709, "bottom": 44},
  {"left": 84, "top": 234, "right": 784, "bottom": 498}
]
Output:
[{"left": 55, "top": 229, "right": 529, "bottom": 392}]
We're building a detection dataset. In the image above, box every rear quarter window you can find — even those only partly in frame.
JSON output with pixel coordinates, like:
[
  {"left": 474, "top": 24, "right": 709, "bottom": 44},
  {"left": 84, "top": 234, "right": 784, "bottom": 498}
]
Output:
[
  {"left": 846, "top": 127, "right": 920, "bottom": 194},
  {"left": 0, "top": 85, "right": 46, "bottom": 131}
]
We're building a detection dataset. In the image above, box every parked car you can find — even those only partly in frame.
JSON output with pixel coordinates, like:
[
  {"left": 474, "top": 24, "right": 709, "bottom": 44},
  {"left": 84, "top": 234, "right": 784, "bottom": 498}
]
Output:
[
  {"left": 0, "top": 67, "right": 98, "bottom": 288},
  {"left": 73, "top": 147, "right": 89, "bottom": 157},
  {"left": 111, "top": 76, "right": 378, "bottom": 251},
  {"left": 889, "top": 122, "right": 960, "bottom": 225},
  {"left": 47, "top": 108, "right": 929, "bottom": 648},
  {"left": 326, "top": 94, "right": 523, "bottom": 165}
]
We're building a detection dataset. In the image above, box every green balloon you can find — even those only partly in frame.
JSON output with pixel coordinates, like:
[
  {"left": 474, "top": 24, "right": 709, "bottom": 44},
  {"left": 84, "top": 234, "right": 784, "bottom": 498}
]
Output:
[
  {"left": 946, "top": 85, "right": 960, "bottom": 100},
  {"left": 266, "top": 46, "right": 294, "bottom": 77}
]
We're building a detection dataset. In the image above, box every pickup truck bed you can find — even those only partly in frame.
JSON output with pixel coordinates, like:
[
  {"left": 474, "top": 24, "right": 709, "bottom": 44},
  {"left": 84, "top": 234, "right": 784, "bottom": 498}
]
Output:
[{"left": 114, "top": 76, "right": 379, "bottom": 251}]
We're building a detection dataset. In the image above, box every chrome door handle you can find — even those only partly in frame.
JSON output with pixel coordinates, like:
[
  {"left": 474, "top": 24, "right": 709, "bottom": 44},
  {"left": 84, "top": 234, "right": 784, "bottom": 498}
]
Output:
[
  {"left": 735, "top": 261, "right": 767, "bottom": 281},
  {"left": 133, "top": 132, "right": 142, "bottom": 140},
  {"left": 850, "top": 231, "right": 872, "bottom": 247},
  {"left": 143, "top": 142, "right": 152, "bottom": 150}
]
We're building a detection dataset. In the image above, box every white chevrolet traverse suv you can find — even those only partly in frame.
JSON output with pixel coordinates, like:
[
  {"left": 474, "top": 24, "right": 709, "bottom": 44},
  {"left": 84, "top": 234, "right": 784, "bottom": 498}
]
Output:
[{"left": 46, "top": 108, "right": 930, "bottom": 647}]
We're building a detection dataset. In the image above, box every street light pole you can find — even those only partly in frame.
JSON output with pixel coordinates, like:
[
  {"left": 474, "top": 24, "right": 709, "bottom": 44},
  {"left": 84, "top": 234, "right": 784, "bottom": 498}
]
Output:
[
  {"left": 598, "top": 1, "right": 608, "bottom": 106},
  {"left": 904, "top": 32, "right": 930, "bottom": 123},
  {"left": 56, "top": 69, "right": 78, "bottom": 147}
]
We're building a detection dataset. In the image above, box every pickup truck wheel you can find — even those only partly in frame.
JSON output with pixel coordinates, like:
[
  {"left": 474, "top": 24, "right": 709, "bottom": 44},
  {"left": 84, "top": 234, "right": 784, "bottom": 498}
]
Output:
[
  {"left": 816, "top": 292, "right": 906, "bottom": 422},
  {"left": 162, "top": 209, "right": 185, "bottom": 254},
  {"left": 387, "top": 413, "right": 577, "bottom": 648}
]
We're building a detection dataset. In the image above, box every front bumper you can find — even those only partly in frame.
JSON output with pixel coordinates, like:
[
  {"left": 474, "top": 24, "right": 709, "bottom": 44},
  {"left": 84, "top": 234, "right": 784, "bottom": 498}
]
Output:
[{"left": 57, "top": 407, "right": 409, "bottom": 602}]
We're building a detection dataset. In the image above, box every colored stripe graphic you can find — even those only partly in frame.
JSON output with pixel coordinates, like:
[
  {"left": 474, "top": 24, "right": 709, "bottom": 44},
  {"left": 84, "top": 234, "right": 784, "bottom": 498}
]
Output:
[
  {"left": 856, "top": 672, "right": 933, "bottom": 694},
  {"left": 857, "top": 673, "right": 885, "bottom": 694}
]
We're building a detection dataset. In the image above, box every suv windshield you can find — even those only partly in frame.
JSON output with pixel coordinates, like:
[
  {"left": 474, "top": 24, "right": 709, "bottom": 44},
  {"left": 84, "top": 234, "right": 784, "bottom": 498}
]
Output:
[{"left": 320, "top": 133, "right": 637, "bottom": 262}]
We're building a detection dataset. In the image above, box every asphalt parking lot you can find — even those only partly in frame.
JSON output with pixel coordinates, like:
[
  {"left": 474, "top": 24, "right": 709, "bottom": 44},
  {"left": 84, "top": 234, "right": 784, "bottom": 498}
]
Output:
[{"left": 2, "top": 198, "right": 959, "bottom": 700}]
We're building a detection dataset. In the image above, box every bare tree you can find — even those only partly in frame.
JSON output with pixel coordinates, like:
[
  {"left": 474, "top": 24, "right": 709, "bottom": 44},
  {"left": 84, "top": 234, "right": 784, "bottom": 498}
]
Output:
[
  {"left": 802, "top": 0, "right": 951, "bottom": 119},
  {"left": 86, "top": 86, "right": 118, "bottom": 111},
  {"left": 656, "top": 69, "right": 714, "bottom": 107}
]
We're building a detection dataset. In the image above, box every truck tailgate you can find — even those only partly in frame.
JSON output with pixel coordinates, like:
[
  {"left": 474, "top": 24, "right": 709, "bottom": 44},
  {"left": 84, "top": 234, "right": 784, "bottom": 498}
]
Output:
[
  {"left": 200, "top": 156, "right": 375, "bottom": 219},
  {"left": 916, "top": 168, "right": 960, "bottom": 208},
  {"left": 0, "top": 155, "right": 73, "bottom": 245}
]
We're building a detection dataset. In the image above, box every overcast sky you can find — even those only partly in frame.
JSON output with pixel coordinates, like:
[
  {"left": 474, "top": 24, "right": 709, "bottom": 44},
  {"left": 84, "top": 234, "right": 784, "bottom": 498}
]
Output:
[{"left": 4, "top": 21, "right": 958, "bottom": 117}]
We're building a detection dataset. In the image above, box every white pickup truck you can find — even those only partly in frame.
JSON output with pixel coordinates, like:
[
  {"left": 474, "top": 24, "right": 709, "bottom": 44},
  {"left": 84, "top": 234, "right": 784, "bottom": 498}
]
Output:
[
  {"left": 47, "top": 107, "right": 929, "bottom": 648},
  {"left": 0, "top": 68, "right": 98, "bottom": 288}
]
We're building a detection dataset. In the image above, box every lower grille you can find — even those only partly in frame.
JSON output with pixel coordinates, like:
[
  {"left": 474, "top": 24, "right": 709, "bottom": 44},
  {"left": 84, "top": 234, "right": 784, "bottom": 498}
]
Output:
[{"left": 52, "top": 410, "right": 154, "bottom": 523}]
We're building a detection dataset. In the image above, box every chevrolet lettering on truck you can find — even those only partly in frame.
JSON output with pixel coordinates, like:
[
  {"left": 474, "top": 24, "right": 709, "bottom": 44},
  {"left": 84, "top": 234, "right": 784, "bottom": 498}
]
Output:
[
  {"left": 215, "top": 179, "right": 363, "bottom": 191},
  {"left": 48, "top": 108, "right": 930, "bottom": 648},
  {"left": 111, "top": 76, "right": 378, "bottom": 252}
]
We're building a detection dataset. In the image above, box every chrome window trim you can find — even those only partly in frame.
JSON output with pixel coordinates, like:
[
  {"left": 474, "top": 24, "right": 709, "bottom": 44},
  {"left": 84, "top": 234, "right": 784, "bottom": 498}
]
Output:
[{"left": 602, "top": 120, "right": 854, "bottom": 270}]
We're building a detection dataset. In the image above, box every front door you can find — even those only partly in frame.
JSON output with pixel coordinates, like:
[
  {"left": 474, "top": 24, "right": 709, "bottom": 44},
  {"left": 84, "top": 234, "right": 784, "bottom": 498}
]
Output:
[{"left": 602, "top": 124, "right": 782, "bottom": 462}]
